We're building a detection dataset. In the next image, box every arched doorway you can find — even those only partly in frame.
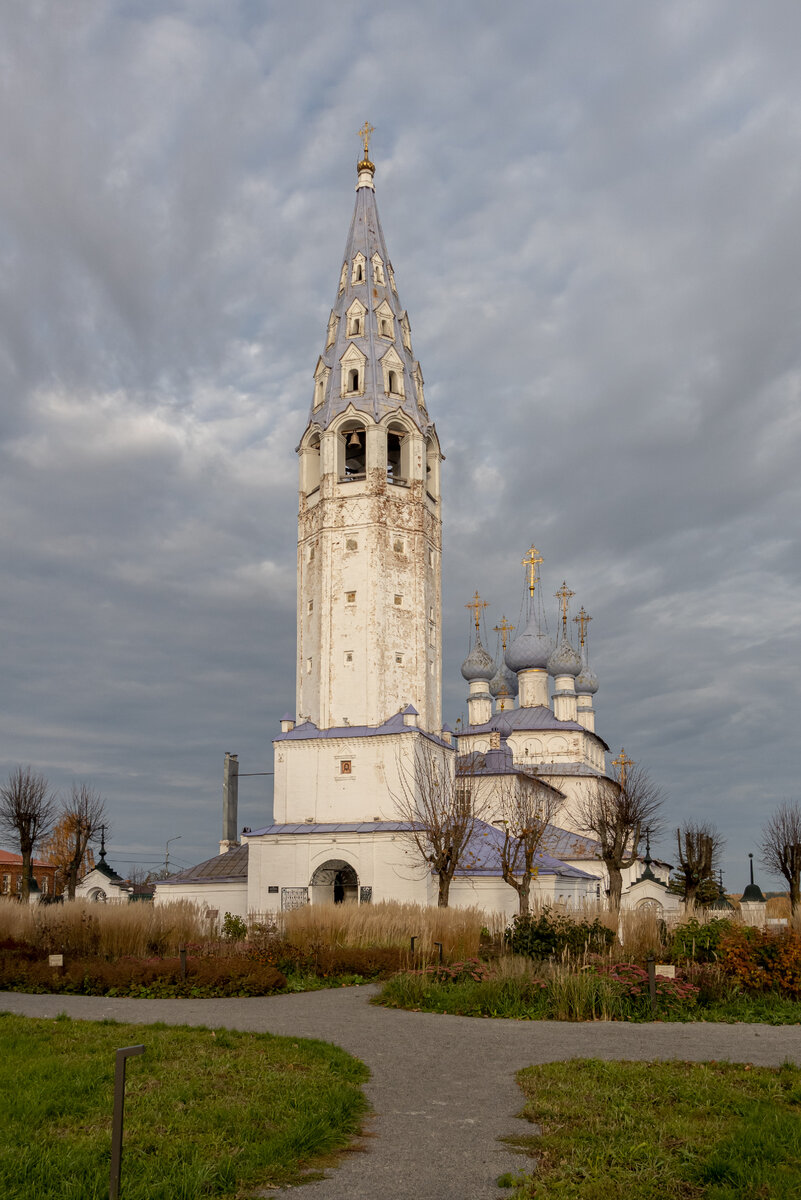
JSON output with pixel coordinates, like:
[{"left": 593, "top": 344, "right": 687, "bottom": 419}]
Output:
[{"left": 310, "top": 859, "right": 358, "bottom": 905}]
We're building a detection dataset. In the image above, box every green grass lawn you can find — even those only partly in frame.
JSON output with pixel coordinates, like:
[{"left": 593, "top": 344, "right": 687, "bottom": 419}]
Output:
[
  {"left": 0, "top": 1012, "right": 369, "bottom": 1200},
  {"left": 506, "top": 1058, "right": 801, "bottom": 1198}
]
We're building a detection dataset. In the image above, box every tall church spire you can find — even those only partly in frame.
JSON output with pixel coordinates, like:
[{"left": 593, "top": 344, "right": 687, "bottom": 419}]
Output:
[
  {"left": 309, "top": 131, "right": 429, "bottom": 435},
  {"left": 295, "top": 138, "right": 443, "bottom": 733}
]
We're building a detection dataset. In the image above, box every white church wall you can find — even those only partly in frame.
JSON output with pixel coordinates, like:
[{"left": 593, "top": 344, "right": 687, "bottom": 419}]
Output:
[
  {"left": 247, "top": 830, "right": 434, "bottom": 911},
  {"left": 274, "top": 730, "right": 454, "bottom": 826},
  {"left": 153, "top": 880, "right": 248, "bottom": 924}
]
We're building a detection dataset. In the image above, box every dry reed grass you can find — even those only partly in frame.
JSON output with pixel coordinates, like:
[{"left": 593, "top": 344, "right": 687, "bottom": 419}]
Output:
[
  {"left": 277, "top": 900, "right": 504, "bottom": 958},
  {"left": 0, "top": 898, "right": 212, "bottom": 957},
  {"left": 767, "top": 895, "right": 791, "bottom": 918}
]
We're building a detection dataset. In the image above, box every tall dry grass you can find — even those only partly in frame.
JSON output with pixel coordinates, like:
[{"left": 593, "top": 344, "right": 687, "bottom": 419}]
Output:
[
  {"left": 0, "top": 898, "right": 212, "bottom": 957},
  {"left": 275, "top": 901, "right": 504, "bottom": 959}
]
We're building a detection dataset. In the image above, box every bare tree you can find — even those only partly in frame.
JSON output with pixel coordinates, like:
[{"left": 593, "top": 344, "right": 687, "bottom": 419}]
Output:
[
  {"left": 0, "top": 767, "right": 56, "bottom": 902},
  {"left": 673, "top": 822, "right": 724, "bottom": 910},
  {"left": 575, "top": 759, "right": 663, "bottom": 912},
  {"left": 759, "top": 802, "right": 801, "bottom": 914},
  {"left": 493, "top": 772, "right": 562, "bottom": 916},
  {"left": 391, "top": 742, "right": 488, "bottom": 907},
  {"left": 58, "top": 784, "right": 107, "bottom": 900}
]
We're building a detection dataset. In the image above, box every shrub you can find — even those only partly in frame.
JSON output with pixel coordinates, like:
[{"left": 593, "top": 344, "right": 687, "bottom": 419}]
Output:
[
  {"left": 670, "top": 917, "right": 736, "bottom": 962},
  {"left": 0, "top": 950, "right": 287, "bottom": 997},
  {"left": 595, "top": 962, "right": 700, "bottom": 1016},
  {"left": 222, "top": 912, "right": 248, "bottom": 941},
  {"left": 718, "top": 926, "right": 801, "bottom": 998},
  {"left": 505, "top": 908, "right": 615, "bottom": 960}
]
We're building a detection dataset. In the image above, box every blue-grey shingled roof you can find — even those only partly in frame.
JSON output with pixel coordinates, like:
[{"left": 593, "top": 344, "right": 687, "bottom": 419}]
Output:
[
  {"left": 248, "top": 821, "right": 415, "bottom": 837},
  {"left": 456, "top": 820, "right": 597, "bottom": 879},
  {"left": 304, "top": 164, "right": 431, "bottom": 435},
  {"left": 275, "top": 710, "right": 452, "bottom": 749},
  {"left": 465, "top": 705, "right": 609, "bottom": 750},
  {"left": 157, "top": 843, "right": 249, "bottom": 885}
]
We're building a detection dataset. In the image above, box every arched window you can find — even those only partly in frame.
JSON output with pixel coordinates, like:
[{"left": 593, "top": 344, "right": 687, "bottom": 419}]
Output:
[
  {"left": 387, "top": 370, "right": 399, "bottom": 395},
  {"left": 302, "top": 434, "right": 321, "bottom": 494},
  {"left": 339, "top": 423, "right": 366, "bottom": 480},
  {"left": 380, "top": 318, "right": 392, "bottom": 337},
  {"left": 347, "top": 313, "right": 363, "bottom": 337},
  {"left": 386, "top": 422, "right": 410, "bottom": 484},
  {"left": 347, "top": 368, "right": 360, "bottom": 393},
  {"left": 354, "top": 264, "right": 362, "bottom": 281}
]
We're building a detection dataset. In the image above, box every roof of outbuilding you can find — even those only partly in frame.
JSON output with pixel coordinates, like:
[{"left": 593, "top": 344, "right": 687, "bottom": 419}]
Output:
[
  {"left": 456, "top": 820, "right": 597, "bottom": 879},
  {"left": 274, "top": 711, "right": 452, "bottom": 749},
  {"left": 157, "top": 844, "right": 250, "bottom": 885}
]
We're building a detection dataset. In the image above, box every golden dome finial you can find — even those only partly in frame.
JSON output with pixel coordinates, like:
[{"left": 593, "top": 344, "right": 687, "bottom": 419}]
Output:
[{"left": 357, "top": 121, "right": 375, "bottom": 174}]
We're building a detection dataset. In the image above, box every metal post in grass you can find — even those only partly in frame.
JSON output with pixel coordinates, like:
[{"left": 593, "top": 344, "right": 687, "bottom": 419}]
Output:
[
  {"left": 434, "top": 941, "right": 443, "bottom": 964},
  {"left": 646, "top": 957, "right": 657, "bottom": 1017},
  {"left": 410, "top": 935, "right": 417, "bottom": 956},
  {"left": 179, "top": 943, "right": 187, "bottom": 979},
  {"left": 109, "top": 1044, "right": 145, "bottom": 1200}
]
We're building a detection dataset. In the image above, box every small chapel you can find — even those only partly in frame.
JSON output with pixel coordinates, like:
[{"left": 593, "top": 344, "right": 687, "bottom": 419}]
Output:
[{"left": 156, "top": 131, "right": 672, "bottom": 920}]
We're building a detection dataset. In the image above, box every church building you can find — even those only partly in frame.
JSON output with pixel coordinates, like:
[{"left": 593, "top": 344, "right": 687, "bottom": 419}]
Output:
[{"left": 156, "top": 133, "right": 670, "bottom": 920}]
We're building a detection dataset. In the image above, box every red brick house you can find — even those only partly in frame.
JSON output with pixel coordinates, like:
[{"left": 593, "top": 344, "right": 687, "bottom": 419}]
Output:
[{"left": 0, "top": 849, "right": 57, "bottom": 899}]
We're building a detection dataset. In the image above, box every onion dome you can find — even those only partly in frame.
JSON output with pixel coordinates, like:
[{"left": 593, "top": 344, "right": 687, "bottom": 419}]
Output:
[
  {"left": 489, "top": 661, "right": 518, "bottom": 698},
  {"left": 575, "top": 649, "right": 599, "bottom": 695},
  {"left": 461, "top": 637, "right": 495, "bottom": 682},
  {"left": 547, "top": 635, "right": 582, "bottom": 678},
  {"left": 505, "top": 614, "right": 555, "bottom": 673}
]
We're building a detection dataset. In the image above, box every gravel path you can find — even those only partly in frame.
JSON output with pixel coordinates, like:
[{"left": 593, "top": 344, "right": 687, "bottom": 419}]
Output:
[{"left": 4, "top": 987, "right": 801, "bottom": 1199}]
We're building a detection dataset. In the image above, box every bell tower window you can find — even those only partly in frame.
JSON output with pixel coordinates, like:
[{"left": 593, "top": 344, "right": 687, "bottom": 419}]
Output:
[
  {"left": 339, "top": 423, "right": 366, "bottom": 480},
  {"left": 371, "top": 253, "right": 385, "bottom": 285},
  {"left": 376, "top": 299, "right": 394, "bottom": 340},
  {"left": 387, "top": 422, "right": 410, "bottom": 484},
  {"left": 351, "top": 253, "right": 366, "bottom": 285},
  {"left": 340, "top": 344, "right": 366, "bottom": 397},
  {"left": 346, "top": 298, "right": 366, "bottom": 338}
]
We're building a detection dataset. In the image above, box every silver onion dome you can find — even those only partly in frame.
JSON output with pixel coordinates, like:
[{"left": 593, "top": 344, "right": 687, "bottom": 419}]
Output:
[
  {"left": 461, "top": 637, "right": 495, "bottom": 682},
  {"left": 547, "top": 635, "right": 582, "bottom": 678},
  {"left": 505, "top": 614, "right": 554, "bottom": 673}
]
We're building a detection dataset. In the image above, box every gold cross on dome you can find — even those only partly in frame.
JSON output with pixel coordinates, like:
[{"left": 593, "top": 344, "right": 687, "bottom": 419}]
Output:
[
  {"left": 358, "top": 121, "right": 375, "bottom": 158},
  {"left": 465, "top": 590, "right": 489, "bottom": 637},
  {"left": 493, "top": 615, "right": 515, "bottom": 651},
  {"left": 522, "top": 545, "right": 544, "bottom": 597},
  {"left": 573, "top": 606, "right": 592, "bottom": 647},
  {"left": 555, "top": 581, "right": 575, "bottom": 635},
  {"left": 612, "top": 748, "right": 635, "bottom": 786}
]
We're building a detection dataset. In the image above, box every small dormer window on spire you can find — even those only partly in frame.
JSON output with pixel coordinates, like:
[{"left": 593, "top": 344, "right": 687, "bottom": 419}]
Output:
[
  {"left": 400, "top": 311, "right": 412, "bottom": 352},
  {"left": 381, "top": 346, "right": 405, "bottom": 399},
  {"left": 326, "top": 311, "right": 339, "bottom": 349},
  {"left": 371, "top": 253, "right": 385, "bottom": 285},
  {"left": 340, "top": 343, "right": 366, "bottom": 397},
  {"left": 313, "top": 359, "right": 330, "bottom": 410},
  {"left": 338, "top": 263, "right": 348, "bottom": 295},
  {"left": 346, "top": 298, "right": 366, "bottom": 338},
  {"left": 351, "top": 252, "right": 366, "bottom": 285},
  {"left": 376, "top": 300, "right": 394, "bottom": 340}
]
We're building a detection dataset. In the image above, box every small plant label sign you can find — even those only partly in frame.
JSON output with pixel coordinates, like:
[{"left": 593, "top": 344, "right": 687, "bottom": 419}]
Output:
[
  {"left": 655, "top": 964, "right": 676, "bottom": 979},
  {"left": 49, "top": 954, "right": 64, "bottom": 967}
]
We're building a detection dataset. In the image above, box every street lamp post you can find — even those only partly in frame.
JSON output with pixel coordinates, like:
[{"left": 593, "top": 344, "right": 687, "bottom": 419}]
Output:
[{"left": 164, "top": 835, "right": 181, "bottom": 877}]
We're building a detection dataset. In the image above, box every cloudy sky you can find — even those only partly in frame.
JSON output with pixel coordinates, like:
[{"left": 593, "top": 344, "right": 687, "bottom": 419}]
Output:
[{"left": 1, "top": 1, "right": 799, "bottom": 887}]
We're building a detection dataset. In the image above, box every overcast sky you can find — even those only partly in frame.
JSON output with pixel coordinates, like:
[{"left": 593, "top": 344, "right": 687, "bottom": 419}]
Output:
[{"left": 1, "top": 1, "right": 799, "bottom": 888}]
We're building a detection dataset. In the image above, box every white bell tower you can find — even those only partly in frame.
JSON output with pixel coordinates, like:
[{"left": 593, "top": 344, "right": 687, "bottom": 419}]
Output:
[{"left": 295, "top": 132, "right": 443, "bottom": 734}]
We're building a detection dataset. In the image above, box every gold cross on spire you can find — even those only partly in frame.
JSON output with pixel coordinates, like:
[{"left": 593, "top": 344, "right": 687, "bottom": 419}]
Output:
[
  {"left": 358, "top": 121, "right": 375, "bottom": 159},
  {"left": 555, "top": 581, "right": 575, "bottom": 635},
  {"left": 612, "top": 748, "right": 635, "bottom": 787},
  {"left": 573, "top": 606, "right": 592, "bottom": 647},
  {"left": 522, "top": 545, "right": 544, "bottom": 597},
  {"left": 493, "top": 615, "right": 515, "bottom": 651},
  {"left": 465, "top": 590, "right": 489, "bottom": 638}
]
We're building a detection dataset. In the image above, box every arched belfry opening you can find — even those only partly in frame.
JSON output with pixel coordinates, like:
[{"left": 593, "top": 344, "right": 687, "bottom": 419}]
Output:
[
  {"left": 310, "top": 859, "right": 358, "bottom": 905},
  {"left": 386, "top": 421, "right": 410, "bottom": 485},
  {"left": 339, "top": 422, "right": 366, "bottom": 480}
]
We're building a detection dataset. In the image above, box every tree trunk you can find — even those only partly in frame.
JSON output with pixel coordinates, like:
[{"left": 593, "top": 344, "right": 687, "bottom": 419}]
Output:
[
  {"left": 437, "top": 874, "right": 451, "bottom": 907},
  {"left": 684, "top": 881, "right": 698, "bottom": 910},
  {"left": 607, "top": 865, "right": 623, "bottom": 912},
  {"left": 791, "top": 876, "right": 800, "bottom": 915},
  {"left": 20, "top": 848, "right": 32, "bottom": 902},
  {"left": 66, "top": 868, "right": 78, "bottom": 901},
  {"left": 518, "top": 880, "right": 530, "bottom": 916}
]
